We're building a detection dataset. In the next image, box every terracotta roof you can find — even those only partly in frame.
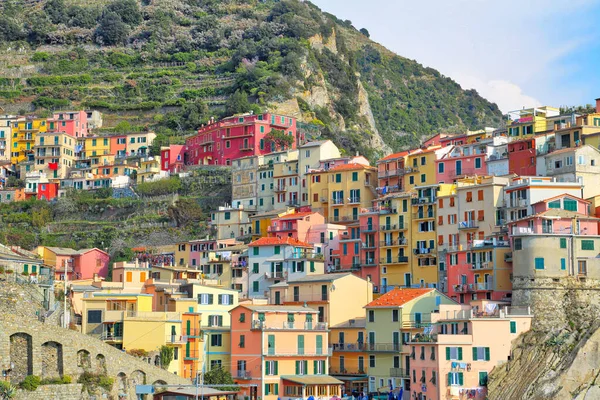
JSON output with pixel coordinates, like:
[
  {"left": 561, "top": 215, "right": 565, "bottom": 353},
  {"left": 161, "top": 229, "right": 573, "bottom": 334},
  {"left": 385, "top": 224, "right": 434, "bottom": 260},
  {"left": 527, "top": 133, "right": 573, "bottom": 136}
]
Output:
[
  {"left": 275, "top": 212, "right": 318, "bottom": 220},
  {"left": 248, "top": 236, "right": 313, "bottom": 248},
  {"left": 379, "top": 151, "right": 410, "bottom": 162},
  {"left": 327, "top": 163, "right": 374, "bottom": 172},
  {"left": 365, "top": 288, "right": 434, "bottom": 307}
]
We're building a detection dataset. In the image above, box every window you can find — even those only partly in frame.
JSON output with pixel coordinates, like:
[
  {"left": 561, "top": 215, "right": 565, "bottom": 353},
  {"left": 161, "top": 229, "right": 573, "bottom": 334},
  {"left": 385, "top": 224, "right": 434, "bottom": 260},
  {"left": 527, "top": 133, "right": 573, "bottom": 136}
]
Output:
[
  {"left": 560, "top": 238, "right": 567, "bottom": 249},
  {"left": 253, "top": 247, "right": 259, "bottom": 256},
  {"left": 466, "top": 192, "right": 473, "bottom": 202},
  {"left": 565, "top": 156, "right": 573, "bottom": 166},
  {"left": 239, "top": 313, "right": 246, "bottom": 322},
  {"left": 578, "top": 260, "right": 587, "bottom": 275},
  {"left": 421, "top": 156, "right": 426, "bottom": 165},
  {"left": 369, "top": 355, "right": 375, "bottom": 368},
  {"left": 198, "top": 293, "right": 213, "bottom": 305},
  {"left": 472, "top": 347, "right": 490, "bottom": 361},
  {"left": 295, "top": 360, "right": 308, "bottom": 375},
  {"left": 475, "top": 157, "right": 482, "bottom": 168},
  {"left": 368, "top": 310, "right": 375, "bottom": 322},
  {"left": 392, "top": 309, "right": 399, "bottom": 322},
  {"left": 210, "top": 334, "right": 222, "bottom": 347},
  {"left": 239, "top": 335, "right": 245, "bottom": 348},
  {"left": 352, "top": 171, "right": 358, "bottom": 181},
  {"left": 445, "top": 347, "right": 463, "bottom": 361},
  {"left": 514, "top": 238, "right": 522, "bottom": 250},
  {"left": 582, "top": 240, "right": 595, "bottom": 250},
  {"left": 438, "top": 163, "right": 444, "bottom": 173},
  {"left": 477, "top": 190, "right": 484, "bottom": 201},
  {"left": 561, "top": 258, "right": 566, "bottom": 270},
  {"left": 534, "top": 257, "right": 544, "bottom": 270},
  {"left": 265, "top": 361, "right": 278, "bottom": 375},
  {"left": 252, "top": 263, "right": 259, "bottom": 273},
  {"left": 420, "top": 174, "right": 426, "bottom": 183},
  {"left": 252, "top": 281, "right": 259, "bottom": 293},
  {"left": 564, "top": 198, "right": 578, "bottom": 212},
  {"left": 224, "top": 212, "right": 231, "bottom": 220},
  {"left": 335, "top": 174, "right": 342, "bottom": 183},
  {"left": 87, "top": 310, "right": 102, "bottom": 323},
  {"left": 409, "top": 176, "right": 414, "bottom": 185},
  {"left": 448, "top": 372, "right": 464, "bottom": 386},
  {"left": 218, "top": 294, "right": 233, "bottom": 305},
  {"left": 510, "top": 320, "right": 517, "bottom": 334}
]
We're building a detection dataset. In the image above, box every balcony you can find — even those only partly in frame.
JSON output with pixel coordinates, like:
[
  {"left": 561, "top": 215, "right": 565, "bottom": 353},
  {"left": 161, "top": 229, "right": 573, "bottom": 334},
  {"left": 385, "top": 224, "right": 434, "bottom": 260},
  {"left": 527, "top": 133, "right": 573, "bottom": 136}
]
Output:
[
  {"left": 332, "top": 198, "right": 344, "bottom": 206},
  {"left": 236, "top": 371, "right": 252, "bottom": 380},
  {"left": 390, "top": 368, "right": 409, "bottom": 378},
  {"left": 240, "top": 146, "right": 254, "bottom": 151},
  {"left": 380, "top": 256, "right": 409, "bottom": 265},
  {"left": 362, "top": 258, "right": 377, "bottom": 267},
  {"left": 380, "top": 238, "right": 408, "bottom": 247},
  {"left": 265, "top": 271, "right": 285, "bottom": 279},
  {"left": 275, "top": 185, "right": 286, "bottom": 192},
  {"left": 287, "top": 200, "right": 300, "bottom": 207},
  {"left": 413, "top": 211, "right": 435, "bottom": 220},
  {"left": 366, "top": 343, "right": 402, "bottom": 352},
  {"left": 251, "top": 320, "right": 328, "bottom": 331},
  {"left": 100, "top": 334, "right": 123, "bottom": 342},
  {"left": 361, "top": 224, "right": 377, "bottom": 232},
  {"left": 453, "top": 284, "right": 475, "bottom": 293},
  {"left": 504, "top": 252, "right": 513, "bottom": 262},
  {"left": 471, "top": 262, "right": 493, "bottom": 271},
  {"left": 268, "top": 225, "right": 294, "bottom": 233},
  {"left": 475, "top": 281, "right": 494, "bottom": 291},
  {"left": 411, "top": 197, "right": 435, "bottom": 205},
  {"left": 398, "top": 167, "right": 418, "bottom": 175},
  {"left": 165, "top": 334, "right": 188, "bottom": 344},
  {"left": 380, "top": 224, "right": 399, "bottom": 231},
  {"left": 413, "top": 248, "right": 435, "bottom": 256},
  {"left": 362, "top": 242, "right": 377, "bottom": 249},
  {"left": 458, "top": 220, "right": 479, "bottom": 230},
  {"left": 330, "top": 342, "right": 365, "bottom": 352},
  {"left": 379, "top": 206, "right": 398, "bottom": 214},
  {"left": 379, "top": 169, "right": 399, "bottom": 178}
]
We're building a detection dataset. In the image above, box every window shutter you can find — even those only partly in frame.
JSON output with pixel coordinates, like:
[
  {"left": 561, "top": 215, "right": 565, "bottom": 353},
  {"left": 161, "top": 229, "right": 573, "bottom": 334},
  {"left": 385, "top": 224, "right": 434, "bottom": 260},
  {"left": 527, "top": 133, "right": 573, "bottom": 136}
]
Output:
[
  {"left": 303, "top": 361, "right": 308, "bottom": 374},
  {"left": 447, "top": 373, "right": 452, "bottom": 386},
  {"left": 265, "top": 361, "right": 270, "bottom": 375},
  {"left": 265, "top": 384, "right": 270, "bottom": 395},
  {"left": 197, "top": 294, "right": 201, "bottom": 303},
  {"left": 485, "top": 347, "right": 490, "bottom": 361},
  {"left": 274, "top": 384, "right": 279, "bottom": 395},
  {"left": 274, "top": 361, "right": 278, "bottom": 375},
  {"left": 472, "top": 347, "right": 478, "bottom": 361},
  {"left": 229, "top": 294, "right": 234, "bottom": 304},
  {"left": 314, "top": 360, "right": 317, "bottom": 374},
  {"left": 510, "top": 320, "right": 517, "bottom": 333},
  {"left": 458, "top": 372, "right": 464, "bottom": 386},
  {"left": 457, "top": 347, "right": 463, "bottom": 360},
  {"left": 208, "top": 294, "right": 214, "bottom": 304},
  {"left": 446, "top": 347, "right": 451, "bottom": 360},
  {"left": 295, "top": 361, "right": 299, "bottom": 374},
  {"left": 218, "top": 295, "right": 222, "bottom": 304}
]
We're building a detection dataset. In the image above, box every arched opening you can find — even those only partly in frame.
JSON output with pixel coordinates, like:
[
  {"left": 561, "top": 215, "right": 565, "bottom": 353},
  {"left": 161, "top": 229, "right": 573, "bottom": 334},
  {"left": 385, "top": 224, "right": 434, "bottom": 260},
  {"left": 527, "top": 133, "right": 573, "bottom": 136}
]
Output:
[
  {"left": 154, "top": 355, "right": 161, "bottom": 367},
  {"left": 130, "top": 370, "right": 147, "bottom": 386},
  {"left": 117, "top": 372, "right": 128, "bottom": 395},
  {"left": 9, "top": 333, "right": 33, "bottom": 383},
  {"left": 77, "top": 349, "right": 91, "bottom": 370},
  {"left": 95, "top": 354, "right": 107, "bottom": 374},
  {"left": 152, "top": 380, "right": 168, "bottom": 394},
  {"left": 41, "top": 341, "right": 63, "bottom": 379}
]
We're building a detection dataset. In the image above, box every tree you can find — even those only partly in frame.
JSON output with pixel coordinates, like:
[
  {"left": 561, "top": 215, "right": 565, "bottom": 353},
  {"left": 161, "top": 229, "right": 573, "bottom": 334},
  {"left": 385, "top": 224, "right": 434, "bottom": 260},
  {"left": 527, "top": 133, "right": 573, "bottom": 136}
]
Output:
[
  {"left": 159, "top": 346, "right": 174, "bottom": 370},
  {"left": 67, "top": 5, "right": 101, "bottom": 29},
  {"left": 6, "top": 176, "right": 24, "bottom": 188},
  {"left": 149, "top": 133, "right": 169, "bottom": 156},
  {"left": 96, "top": 12, "right": 130, "bottom": 46},
  {"left": 359, "top": 28, "right": 370, "bottom": 38},
  {"left": 106, "top": 0, "right": 142, "bottom": 26},
  {"left": 43, "top": 0, "right": 65, "bottom": 25},
  {"left": 0, "top": 16, "right": 25, "bottom": 43},
  {"left": 0, "top": 381, "right": 16, "bottom": 399},
  {"left": 203, "top": 367, "right": 238, "bottom": 391},
  {"left": 167, "top": 198, "right": 204, "bottom": 227},
  {"left": 265, "top": 129, "right": 294, "bottom": 150},
  {"left": 224, "top": 90, "right": 251, "bottom": 116}
]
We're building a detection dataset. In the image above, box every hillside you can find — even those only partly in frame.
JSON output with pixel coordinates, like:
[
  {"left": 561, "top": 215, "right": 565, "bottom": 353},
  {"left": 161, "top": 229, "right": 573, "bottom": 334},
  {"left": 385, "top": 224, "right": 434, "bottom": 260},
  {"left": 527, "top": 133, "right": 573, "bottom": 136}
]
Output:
[{"left": 0, "top": 0, "right": 503, "bottom": 158}]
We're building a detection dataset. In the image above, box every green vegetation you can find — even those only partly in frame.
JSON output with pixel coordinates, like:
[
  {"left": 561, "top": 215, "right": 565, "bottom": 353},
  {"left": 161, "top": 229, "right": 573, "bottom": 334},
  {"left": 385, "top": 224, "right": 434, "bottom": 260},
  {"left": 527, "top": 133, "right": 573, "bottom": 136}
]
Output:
[
  {"left": 0, "top": 0, "right": 502, "bottom": 156},
  {"left": 0, "top": 381, "right": 16, "bottom": 399},
  {"left": 19, "top": 375, "right": 41, "bottom": 391},
  {"left": 203, "top": 367, "right": 239, "bottom": 391},
  {"left": 77, "top": 372, "right": 114, "bottom": 394},
  {"left": 159, "top": 345, "right": 174, "bottom": 369}
]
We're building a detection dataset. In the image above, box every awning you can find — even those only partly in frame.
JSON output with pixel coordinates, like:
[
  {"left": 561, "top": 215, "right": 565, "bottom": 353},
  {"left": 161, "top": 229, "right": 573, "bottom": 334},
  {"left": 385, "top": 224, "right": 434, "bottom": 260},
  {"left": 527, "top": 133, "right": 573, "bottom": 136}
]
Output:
[
  {"left": 334, "top": 376, "right": 368, "bottom": 382},
  {"left": 281, "top": 375, "right": 344, "bottom": 385}
]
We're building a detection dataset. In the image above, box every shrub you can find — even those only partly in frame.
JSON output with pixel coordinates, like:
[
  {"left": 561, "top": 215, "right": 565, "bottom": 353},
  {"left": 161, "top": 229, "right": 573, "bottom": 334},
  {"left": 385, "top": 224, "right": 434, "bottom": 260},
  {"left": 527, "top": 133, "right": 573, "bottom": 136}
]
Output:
[
  {"left": 19, "top": 375, "right": 41, "bottom": 391},
  {"left": 78, "top": 372, "right": 113, "bottom": 394},
  {"left": 31, "top": 52, "right": 51, "bottom": 62},
  {"left": 127, "top": 348, "right": 148, "bottom": 358}
]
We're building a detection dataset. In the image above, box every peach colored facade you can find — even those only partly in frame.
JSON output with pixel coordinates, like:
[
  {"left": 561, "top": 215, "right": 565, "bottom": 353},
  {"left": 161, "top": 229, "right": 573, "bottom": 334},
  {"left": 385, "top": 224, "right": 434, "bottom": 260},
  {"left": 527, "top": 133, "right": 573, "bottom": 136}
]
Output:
[
  {"left": 408, "top": 301, "right": 532, "bottom": 400},
  {"left": 268, "top": 212, "right": 326, "bottom": 241}
]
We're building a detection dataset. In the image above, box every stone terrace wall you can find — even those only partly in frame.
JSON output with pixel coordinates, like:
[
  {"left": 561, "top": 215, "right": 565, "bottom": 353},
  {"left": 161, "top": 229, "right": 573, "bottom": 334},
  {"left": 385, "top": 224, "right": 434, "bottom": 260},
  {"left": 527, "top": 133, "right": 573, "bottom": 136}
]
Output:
[
  {"left": 14, "top": 384, "right": 84, "bottom": 400},
  {"left": 0, "top": 315, "right": 189, "bottom": 399}
]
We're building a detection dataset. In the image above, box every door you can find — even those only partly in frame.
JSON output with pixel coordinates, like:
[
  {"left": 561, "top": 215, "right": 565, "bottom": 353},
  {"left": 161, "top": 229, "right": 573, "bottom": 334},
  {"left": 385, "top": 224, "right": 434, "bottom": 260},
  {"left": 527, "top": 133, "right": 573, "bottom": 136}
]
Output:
[
  {"left": 268, "top": 335, "right": 275, "bottom": 355},
  {"left": 274, "top": 291, "right": 281, "bottom": 305},
  {"left": 358, "top": 332, "right": 364, "bottom": 349},
  {"left": 368, "top": 332, "right": 376, "bottom": 350},
  {"left": 404, "top": 273, "right": 412, "bottom": 288},
  {"left": 414, "top": 313, "right": 422, "bottom": 328},
  {"left": 321, "top": 285, "right": 328, "bottom": 301},
  {"left": 333, "top": 208, "right": 339, "bottom": 222},
  {"left": 293, "top": 286, "right": 299, "bottom": 302},
  {"left": 393, "top": 332, "right": 400, "bottom": 351},
  {"left": 339, "top": 332, "right": 345, "bottom": 349},
  {"left": 171, "top": 325, "right": 176, "bottom": 342}
]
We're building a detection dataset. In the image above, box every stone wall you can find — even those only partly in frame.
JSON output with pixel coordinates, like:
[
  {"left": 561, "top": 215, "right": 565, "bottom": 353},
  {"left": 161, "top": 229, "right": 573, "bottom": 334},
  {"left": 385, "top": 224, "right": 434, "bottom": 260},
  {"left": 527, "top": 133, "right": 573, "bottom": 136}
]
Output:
[{"left": 14, "top": 384, "right": 84, "bottom": 400}]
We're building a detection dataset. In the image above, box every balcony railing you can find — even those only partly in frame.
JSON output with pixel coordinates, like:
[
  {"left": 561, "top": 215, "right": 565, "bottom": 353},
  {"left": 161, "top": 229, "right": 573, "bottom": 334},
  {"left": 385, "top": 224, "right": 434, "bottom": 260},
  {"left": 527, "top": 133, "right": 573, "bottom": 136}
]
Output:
[
  {"left": 476, "top": 281, "right": 494, "bottom": 291},
  {"left": 165, "top": 334, "right": 188, "bottom": 344},
  {"left": 381, "top": 224, "right": 399, "bottom": 231},
  {"left": 411, "top": 197, "right": 435, "bottom": 205},
  {"left": 330, "top": 342, "right": 365, "bottom": 352},
  {"left": 265, "top": 271, "right": 285, "bottom": 279},
  {"left": 390, "top": 368, "right": 409, "bottom": 378},
  {"left": 332, "top": 198, "right": 344, "bottom": 205},
  {"left": 505, "top": 252, "right": 513, "bottom": 262},
  {"left": 366, "top": 343, "right": 402, "bottom": 352},
  {"left": 380, "top": 256, "right": 409, "bottom": 264},
  {"left": 362, "top": 258, "right": 377, "bottom": 267},
  {"left": 380, "top": 238, "right": 408, "bottom": 247},
  {"left": 251, "top": 320, "right": 328, "bottom": 331},
  {"left": 275, "top": 185, "right": 286, "bottom": 192},
  {"left": 471, "top": 261, "right": 493, "bottom": 270},
  {"left": 459, "top": 220, "right": 479, "bottom": 229},
  {"left": 361, "top": 224, "right": 377, "bottom": 232},
  {"left": 362, "top": 242, "right": 377, "bottom": 249},
  {"left": 453, "top": 284, "right": 475, "bottom": 293},
  {"left": 236, "top": 371, "right": 252, "bottom": 380},
  {"left": 413, "top": 248, "right": 435, "bottom": 256},
  {"left": 413, "top": 211, "right": 435, "bottom": 219},
  {"left": 348, "top": 197, "right": 361, "bottom": 204}
]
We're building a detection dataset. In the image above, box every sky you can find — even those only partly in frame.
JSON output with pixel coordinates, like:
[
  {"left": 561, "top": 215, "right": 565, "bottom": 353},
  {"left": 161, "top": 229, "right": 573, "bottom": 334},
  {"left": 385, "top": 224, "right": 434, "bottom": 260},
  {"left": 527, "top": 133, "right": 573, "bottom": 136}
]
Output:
[{"left": 312, "top": 0, "right": 600, "bottom": 113}]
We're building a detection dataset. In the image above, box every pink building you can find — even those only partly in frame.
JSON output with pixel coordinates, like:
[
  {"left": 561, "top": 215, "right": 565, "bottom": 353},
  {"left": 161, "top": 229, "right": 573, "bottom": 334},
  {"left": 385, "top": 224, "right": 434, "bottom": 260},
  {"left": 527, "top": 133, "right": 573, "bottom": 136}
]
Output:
[
  {"left": 268, "top": 212, "right": 325, "bottom": 241},
  {"left": 47, "top": 111, "right": 89, "bottom": 137},
  {"left": 45, "top": 247, "right": 110, "bottom": 280},
  {"left": 184, "top": 113, "right": 297, "bottom": 166},
  {"left": 409, "top": 301, "right": 532, "bottom": 400},
  {"left": 436, "top": 143, "right": 488, "bottom": 183},
  {"left": 161, "top": 145, "right": 185, "bottom": 173}
]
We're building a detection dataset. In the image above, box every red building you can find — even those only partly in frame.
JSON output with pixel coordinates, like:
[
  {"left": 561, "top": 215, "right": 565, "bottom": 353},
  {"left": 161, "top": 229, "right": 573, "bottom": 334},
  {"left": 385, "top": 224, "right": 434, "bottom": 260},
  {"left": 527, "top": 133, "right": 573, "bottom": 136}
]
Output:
[
  {"left": 37, "top": 182, "right": 59, "bottom": 201},
  {"left": 47, "top": 111, "right": 89, "bottom": 137},
  {"left": 507, "top": 137, "right": 537, "bottom": 176},
  {"left": 160, "top": 145, "right": 185, "bottom": 173},
  {"left": 184, "top": 113, "right": 297, "bottom": 166}
]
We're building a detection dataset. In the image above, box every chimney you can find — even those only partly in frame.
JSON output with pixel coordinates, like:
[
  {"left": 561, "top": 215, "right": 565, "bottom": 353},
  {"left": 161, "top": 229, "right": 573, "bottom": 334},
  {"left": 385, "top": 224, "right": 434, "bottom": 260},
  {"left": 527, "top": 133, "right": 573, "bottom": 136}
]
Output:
[{"left": 596, "top": 98, "right": 600, "bottom": 113}]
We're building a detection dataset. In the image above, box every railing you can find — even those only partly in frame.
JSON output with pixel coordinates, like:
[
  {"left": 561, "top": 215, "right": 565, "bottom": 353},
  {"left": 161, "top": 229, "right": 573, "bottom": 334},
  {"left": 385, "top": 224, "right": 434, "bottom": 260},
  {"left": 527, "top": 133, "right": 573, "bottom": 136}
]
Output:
[
  {"left": 380, "top": 238, "right": 408, "bottom": 246},
  {"left": 380, "top": 256, "right": 409, "bottom": 264},
  {"left": 413, "top": 211, "right": 435, "bottom": 219},
  {"left": 332, "top": 198, "right": 344, "bottom": 205},
  {"left": 265, "top": 271, "right": 285, "bottom": 279},
  {"left": 504, "top": 252, "right": 513, "bottom": 262},
  {"left": 361, "top": 224, "right": 377, "bottom": 232},
  {"left": 362, "top": 258, "right": 377, "bottom": 267},
  {"left": 413, "top": 248, "right": 436, "bottom": 256},
  {"left": 366, "top": 343, "right": 402, "bottom": 352},
  {"left": 411, "top": 197, "right": 435, "bottom": 205},
  {"left": 236, "top": 371, "right": 252, "bottom": 380},
  {"left": 362, "top": 242, "right": 377, "bottom": 249},
  {"left": 453, "top": 284, "right": 475, "bottom": 293},
  {"left": 458, "top": 220, "right": 478, "bottom": 229},
  {"left": 348, "top": 197, "right": 361, "bottom": 204},
  {"left": 471, "top": 262, "right": 493, "bottom": 270},
  {"left": 390, "top": 368, "right": 409, "bottom": 378},
  {"left": 165, "top": 334, "right": 188, "bottom": 344},
  {"left": 251, "top": 320, "right": 328, "bottom": 331},
  {"left": 475, "top": 282, "right": 494, "bottom": 291},
  {"left": 381, "top": 224, "right": 398, "bottom": 231},
  {"left": 100, "top": 334, "right": 123, "bottom": 341},
  {"left": 275, "top": 185, "right": 286, "bottom": 191},
  {"left": 330, "top": 342, "right": 365, "bottom": 352}
]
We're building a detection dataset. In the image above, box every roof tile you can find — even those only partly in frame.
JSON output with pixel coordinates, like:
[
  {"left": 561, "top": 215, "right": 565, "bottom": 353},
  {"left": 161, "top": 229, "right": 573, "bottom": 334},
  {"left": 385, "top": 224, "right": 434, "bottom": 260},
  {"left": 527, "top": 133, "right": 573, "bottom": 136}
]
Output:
[
  {"left": 366, "top": 288, "right": 433, "bottom": 307},
  {"left": 248, "top": 236, "right": 313, "bottom": 248}
]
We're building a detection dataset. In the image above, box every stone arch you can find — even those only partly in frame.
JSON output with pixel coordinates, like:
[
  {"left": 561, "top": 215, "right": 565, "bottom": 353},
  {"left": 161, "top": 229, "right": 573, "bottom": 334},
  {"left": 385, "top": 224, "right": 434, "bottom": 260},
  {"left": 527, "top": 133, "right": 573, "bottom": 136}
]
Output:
[
  {"left": 95, "top": 354, "right": 107, "bottom": 374},
  {"left": 9, "top": 333, "right": 33, "bottom": 383},
  {"left": 153, "top": 380, "right": 168, "bottom": 394},
  {"left": 77, "top": 349, "right": 91, "bottom": 370},
  {"left": 117, "top": 372, "right": 128, "bottom": 395},
  {"left": 41, "top": 341, "right": 63, "bottom": 379},
  {"left": 130, "top": 370, "right": 147, "bottom": 386}
]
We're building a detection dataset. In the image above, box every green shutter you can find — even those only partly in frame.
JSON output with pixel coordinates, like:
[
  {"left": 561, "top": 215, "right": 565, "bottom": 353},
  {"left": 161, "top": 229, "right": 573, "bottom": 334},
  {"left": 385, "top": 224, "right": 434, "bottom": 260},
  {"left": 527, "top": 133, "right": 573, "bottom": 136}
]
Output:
[
  {"left": 298, "top": 335, "right": 304, "bottom": 355},
  {"left": 253, "top": 263, "right": 259, "bottom": 273},
  {"left": 265, "top": 384, "right": 270, "bottom": 395},
  {"left": 561, "top": 258, "right": 566, "bottom": 270},
  {"left": 510, "top": 321, "right": 517, "bottom": 333},
  {"left": 310, "top": 261, "right": 315, "bottom": 272},
  {"left": 208, "top": 294, "right": 214, "bottom": 304},
  {"left": 446, "top": 347, "right": 451, "bottom": 360},
  {"left": 253, "top": 247, "right": 259, "bottom": 255},
  {"left": 268, "top": 335, "right": 275, "bottom": 355},
  {"left": 479, "top": 371, "right": 488, "bottom": 386},
  {"left": 316, "top": 335, "right": 322, "bottom": 355},
  {"left": 314, "top": 360, "right": 317, "bottom": 374},
  {"left": 472, "top": 347, "right": 478, "bottom": 361},
  {"left": 485, "top": 347, "right": 490, "bottom": 361},
  {"left": 447, "top": 373, "right": 452, "bottom": 386},
  {"left": 229, "top": 295, "right": 234, "bottom": 304},
  {"left": 253, "top": 281, "right": 259, "bottom": 292},
  {"left": 274, "top": 361, "right": 278, "bottom": 375},
  {"left": 274, "top": 384, "right": 278, "bottom": 395},
  {"left": 218, "top": 295, "right": 222, "bottom": 304},
  {"left": 265, "top": 361, "right": 270, "bottom": 375},
  {"left": 534, "top": 258, "right": 544, "bottom": 269},
  {"left": 218, "top": 316, "right": 223, "bottom": 326},
  {"left": 352, "top": 171, "right": 358, "bottom": 181},
  {"left": 303, "top": 361, "right": 308, "bottom": 374},
  {"left": 582, "top": 240, "right": 595, "bottom": 250},
  {"left": 295, "top": 361, "right": 299, "bottom": 374},
  {"left": 23, "top": 265, "right": 28, "bottom": 274},
  {"left": 457, "top": 347, "right": 463, "bottom": 360},
  {"left": 458, "top": 372, "right": 464, "bottom": 385}
]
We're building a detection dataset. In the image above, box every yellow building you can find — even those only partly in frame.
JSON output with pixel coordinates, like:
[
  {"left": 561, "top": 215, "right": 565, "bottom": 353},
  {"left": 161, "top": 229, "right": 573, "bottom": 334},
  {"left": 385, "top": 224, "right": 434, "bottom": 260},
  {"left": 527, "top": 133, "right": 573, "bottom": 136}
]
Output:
[
  {"left": 126, "top": 132, "right": 156, "bottom": 157},
  {"left": 11, "top": 117, "right": 47, "bottom": 164},
  {"left": 403, "top": 147, "right": 442, "bottom": 192},
  {"left": 364, "top": 288, "right": 456, "bottom": 393},
  {"left": 249, "top": 208, "right": 290, "bottom": 240},
  {"left": 34, "top": 132, "right": 76, "bottom": 179},
  {"left": 308, "top": 163, "right": 377, "bottom": 224},
  {"left": 137, "top": 157, "right": 161, "bottom": 183},
  {"left": 0, "top": 116, "right": 14, "bottom": 163},
  {"left": 329, "top": 318, "right": 368, "bottom": 393},
  {"left": 506, "top": 106, "right": 559, "bottom": 139}
]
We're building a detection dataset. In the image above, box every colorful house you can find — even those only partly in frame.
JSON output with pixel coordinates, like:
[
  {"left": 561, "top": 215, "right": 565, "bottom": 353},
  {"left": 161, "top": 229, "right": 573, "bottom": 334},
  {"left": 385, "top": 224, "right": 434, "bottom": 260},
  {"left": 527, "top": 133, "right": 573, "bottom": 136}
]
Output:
[
  {"left": 48, "top": 111, "right": 89, "bottom": 138},
  {"left": 542, "top": 145, "right": 600, "bottom": 198},
  {"left": 247, "top": 237, "right": 324, "bottom": 299},
  {"left": 126, "top": 132, "right": 156, "bottom": 157},
  {"left": 161, "top": 145, "right": 185, "bottom": 173},
  {"left": 269, "top": 212, "right": 326, "bottom": 241},
  {"left": 185, "top": 113, "right": 297, "bottom": 166},
  {"left": 34, "top": 132, "right": 77, "bottom": 180},
  {"left": 408, "top": 301, "right": 532, "bottom": 400},
  {"left": 506, "top": 106, "right": 559, "bottom": 139},
  {"left": 364, "top": 288, "right": 456, "bottom": 394},
  {"left": 11, "top": 116, "right": 48, "bottom": 164},
  {"left": 37, "top": 246, "right": 110, "bottom": 280},
  {"left": 229, "top": 304, "right": 341, "bottom": 400}
]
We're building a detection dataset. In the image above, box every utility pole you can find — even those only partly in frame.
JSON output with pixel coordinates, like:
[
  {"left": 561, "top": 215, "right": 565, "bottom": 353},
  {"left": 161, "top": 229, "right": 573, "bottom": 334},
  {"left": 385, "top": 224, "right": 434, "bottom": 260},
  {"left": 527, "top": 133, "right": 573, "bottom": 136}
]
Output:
[{"left": 62, "top": 259, "right": 68, "bottom": 328}]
